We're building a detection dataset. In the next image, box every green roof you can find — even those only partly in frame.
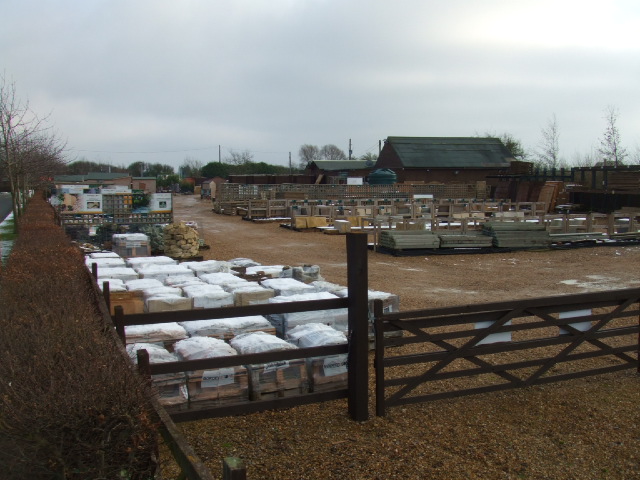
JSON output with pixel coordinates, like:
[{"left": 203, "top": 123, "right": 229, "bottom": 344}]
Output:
[
  {"left": 310, "top": 160, "right": 372, "bottom": 171},
  {"left": 384, "top": 137, "right": 513, "bottom": 168}
]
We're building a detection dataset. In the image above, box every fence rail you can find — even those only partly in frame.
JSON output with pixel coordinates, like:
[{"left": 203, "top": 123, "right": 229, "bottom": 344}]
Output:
[{"left": 373, "top": 288, "right": 640, "bottom": 416}]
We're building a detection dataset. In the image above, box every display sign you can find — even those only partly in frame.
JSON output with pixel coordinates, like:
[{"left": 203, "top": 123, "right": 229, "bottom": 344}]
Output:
[{"left": 150, "top": 193, "right": 172, "bottom": 212}]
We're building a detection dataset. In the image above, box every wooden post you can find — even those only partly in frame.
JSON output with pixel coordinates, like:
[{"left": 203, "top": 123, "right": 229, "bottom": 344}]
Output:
[
  {"left": 373, "top": 299, "right": 386, "bottom": 417},
  {"left": 91, "top": 262, "right": 98, "bottom": 279},
  {"left": 102, "top": 281, "right": 111, "bottom": 314},
  {"left": 223, "top": 457, "right": 246, "bottom": 480},
  {"left": 136, "top": 348, "right": 151, "bottom": 382},
  {"left": 346, "top": 233, "right": 369, "bottom": 422},
  {"left": 114, "top": 305, "right": 126, "bottom": 344}
]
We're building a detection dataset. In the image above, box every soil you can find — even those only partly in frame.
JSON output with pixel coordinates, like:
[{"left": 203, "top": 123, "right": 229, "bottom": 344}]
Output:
[{"left": 163, "top": 194, "right": 640, "bottom": 480}]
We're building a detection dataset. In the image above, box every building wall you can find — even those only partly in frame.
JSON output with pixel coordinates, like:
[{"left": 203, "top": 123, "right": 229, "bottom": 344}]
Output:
[{"left": 132, "top": 178, "right": 156, "bottom": 193}]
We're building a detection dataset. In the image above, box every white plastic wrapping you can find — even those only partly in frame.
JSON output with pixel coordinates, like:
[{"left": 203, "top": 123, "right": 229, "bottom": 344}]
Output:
[
  {"left": 126, "top": 255, "right": 177, "bottom": 268},
  {"left": 182, "top": 284, "right": 234, "bottom": 309},
  {"left": 174, "top": 336, "right": 238, "bottom": 360},
  {"left": 180, "top": 315, "right": 272, "bottom": 338},
  {"left": 260, "top": 278, "right": 316, "bottom": 297},
  {"left": 125, "top": 278, "right": 164, "bottom": 292},
  {"left": 125, "top": 322, "right": 188, "bottom": 343},
  {"left": 97, "top": 267, "right": 139, "bottom": 282},
  {"left": 245, "top": 265, "right": 287, "bottom": 277},
  {"left": 268, "top": 292, "right": 348, "bottom": 334},
  {"left": 99, "top": 278, "right": 126, "bottom": 292},
  {"left": 137, "top": 264, "right": 194, "bottom": 282},
  {"left": 199, "top": 272, "right": 242, "bottom": 285},
  {"left": 182, "top": 260, "right": 233, "bottom": 277},
  {"left": 230, "top": 331, "right": 297, "bottom": 354},
  {"left": 85, "top": 257, "right": 126, "bottom": 269},
  {"left": 286, "top": 323, "right": 347, "bottom": 348}
]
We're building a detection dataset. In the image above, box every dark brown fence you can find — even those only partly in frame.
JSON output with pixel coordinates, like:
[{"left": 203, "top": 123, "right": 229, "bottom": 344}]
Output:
[
  {"left": 110, "top": 234, "right": 370, "bottom": 425},
  {"left": 373, "top": 288, "right": 640, "bottom": 416}
]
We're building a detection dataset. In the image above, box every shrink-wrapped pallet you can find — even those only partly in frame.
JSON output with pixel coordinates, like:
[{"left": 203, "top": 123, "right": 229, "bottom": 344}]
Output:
[
  {"left": 334, "top": 288, "right": 402, "bottom": 345},
  {"left": 245, "top": 265, "right": 287, "bottom": 278},
  {"left": 199, "top": 272, "right": 246, "bottom": 289},
  {"left": 85, "top": 256, "right": 126, "bottom": 270},
  {"left": 230, "top": 332, "right": 308, "bottom": 400},
  {"left": 137, "top": 264, "right": 194, "bottom": 283},
  {"left": 109, "top": 290, "right": 144, "bottom": 315},
  {"left": 125, "top": 322, "right": 188, "bottom": 351},
  {"left": 182, "top": 260, "right": 233, "bottom": 277},
  {"left": 99, "top": 278, "right": 126, "bottom": 292},
  {"left": 230, "top": 284, "right": 275, "bottom": 306},
  {"left": 142, "top": 286, "right": 183, "bottom": 298},
  {"left": 267, "top": 292, "right": 348, "bottom": 336},
  {"left": 89, "top": 251, "right": 121, "bottom": 259},
  {"left": 182, "top": 284, "right": 234, "bottom": 309},
  {"left": 260, "top": 278, "right": 315, "bottom": 297},
  {"left": 97, "top": 267, "right": 139, "bottom": 282},
  {"left": 292, "top": 265, "right": 323, "bottom": 284},
  {"left": 180, "top": 315, "right": 275, "bottom": 340},
  {"left": 126, "top": 256, "right": 177, "bottom": 269},
  {"left": 228, "top": 258, "right": 261, "bottom": 268},
  {"left": 164, "top": 275, "right": 205, "bottom": 288},
  {"left": 311, "top": 280, "right": 346, "bottom": 295},
  {"left": 126, "top": 343, "right": 188, "bottom": 408},
  {"left": 125, "top": 278, "right": 164, "bottom": 292},
  {"left": 112, "top": 233, "right": 151, "bottom": 258},
  {"left": 286, "top": 324, "right": 348, "bottom": 393},
  {"left": 173, "top": 337, "right": 249, "bottom": 406},
  {"left": 145, "top": 294, "right": 193, "bottom": 313}
]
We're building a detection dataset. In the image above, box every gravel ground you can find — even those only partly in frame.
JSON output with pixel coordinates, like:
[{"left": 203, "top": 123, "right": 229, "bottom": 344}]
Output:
[{"left": 158, "top": 195, "right": 640, "bottom": 480}]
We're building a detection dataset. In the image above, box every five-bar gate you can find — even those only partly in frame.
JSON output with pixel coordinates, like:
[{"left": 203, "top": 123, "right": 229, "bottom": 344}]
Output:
[{"left": 373, "top": 288, "right": 640, "bottom": 416}]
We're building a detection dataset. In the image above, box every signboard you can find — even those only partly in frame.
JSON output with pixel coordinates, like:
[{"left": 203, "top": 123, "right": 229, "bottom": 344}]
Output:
[
  {"left": 347, "top": 177, "right": 364, "bottom": 185},
  {"left": 78, "top": 194, "right": 103, "bottom": 213},
  {"left": 60, "top": 185, "right": 90, "bottom": 194},
  {"left": 151, "top": 193, "right": 172, "bottom": 213}
]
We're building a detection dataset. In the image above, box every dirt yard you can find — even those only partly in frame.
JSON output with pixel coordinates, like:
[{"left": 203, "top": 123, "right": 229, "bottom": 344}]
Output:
[{"left": 166, "top": 194, "right": 640, "bottom": 480}]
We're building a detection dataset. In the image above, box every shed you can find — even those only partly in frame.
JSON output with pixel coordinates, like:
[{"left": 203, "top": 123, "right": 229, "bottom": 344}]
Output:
[
  {"left": 306, "top": 160, "right": 373, "bottom": 184},
  {"left": 375, "top": 137, "right": 513, "bottom": 185}
]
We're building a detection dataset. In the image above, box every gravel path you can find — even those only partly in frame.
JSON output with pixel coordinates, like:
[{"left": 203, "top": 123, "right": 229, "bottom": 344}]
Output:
[{"left": 162, "top": 195, "right": 640, "bottom": 480}]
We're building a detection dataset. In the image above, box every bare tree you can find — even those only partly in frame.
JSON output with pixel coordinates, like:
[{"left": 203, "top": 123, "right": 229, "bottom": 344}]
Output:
[
  {"left": 179, "top": 156, "right": 203, "bottom": 177},
  {"left": 298, "top": 144, "right": 320, "bottom": 169},
  {"left": 598, "top": 105, "right": 627, "bottom": 167},
  {"left": 225, "top": 149, "right": 254, "bottom": 165},
  {"left": 319, "top": 144, "right": 347, "bottom": 160},
  {"left": 0, "top": 75, "right": 65, "bottom": 228},
  {"left": 481, "top": 131, "right": 527, "bottom": 160},
  {"left": 536, "top": 114, "right": 562, "bottom": 169}
]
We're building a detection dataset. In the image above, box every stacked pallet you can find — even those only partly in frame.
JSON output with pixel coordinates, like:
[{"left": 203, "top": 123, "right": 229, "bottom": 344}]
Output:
[
  {"left": 378, "top": 230, "right": 441, "bottom": 250},
  {"left": 482, "top": 222, "right": 551, "bottom": 248},
  {"left": 437, "top": 233, "right": 494, "bottom": 248}
]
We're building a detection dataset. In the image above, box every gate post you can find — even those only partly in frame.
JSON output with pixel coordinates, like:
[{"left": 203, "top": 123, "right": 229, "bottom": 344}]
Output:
[{"left": 346, "top": 233, "right": 369, "bottom": 421}]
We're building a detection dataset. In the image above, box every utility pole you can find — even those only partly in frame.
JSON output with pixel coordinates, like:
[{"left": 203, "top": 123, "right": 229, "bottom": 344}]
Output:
[
  {"left": 349, "top": 139, "right": 352, "bottom": 160},
  {"left": 289, "top": 152, "right": 292, "bottom": 174},
  {"left": 219, "top": 145, "right": 221, "bottom": 163}
]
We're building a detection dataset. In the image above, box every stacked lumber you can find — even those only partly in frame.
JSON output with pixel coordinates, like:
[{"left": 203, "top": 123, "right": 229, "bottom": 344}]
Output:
[
  {"left": 378, "top": 230, "right": 441, "bottom": 250},
  {"left": 437, "top": 233, "right": 494, "bottom": 248},
  {"left": 482, "top": 222, "right": 551, "bottom": 248},
  {"left": 537, "top": 181, "right": 562, "bottom": 212},
  {"left": 608, "top": 171, "right": 640, "bottom": 192}
]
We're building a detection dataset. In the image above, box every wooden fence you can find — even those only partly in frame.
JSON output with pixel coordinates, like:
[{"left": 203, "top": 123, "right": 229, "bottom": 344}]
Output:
[{"left": 373, "top": 288, "right": 640, "bottom": 416}]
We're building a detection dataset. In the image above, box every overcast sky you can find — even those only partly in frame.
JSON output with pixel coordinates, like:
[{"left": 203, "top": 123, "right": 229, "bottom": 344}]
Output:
[{"left": 2, "top": 0, "right": 639, "bottom": 170}]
